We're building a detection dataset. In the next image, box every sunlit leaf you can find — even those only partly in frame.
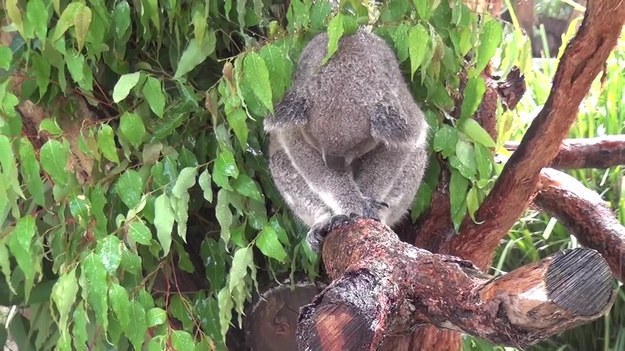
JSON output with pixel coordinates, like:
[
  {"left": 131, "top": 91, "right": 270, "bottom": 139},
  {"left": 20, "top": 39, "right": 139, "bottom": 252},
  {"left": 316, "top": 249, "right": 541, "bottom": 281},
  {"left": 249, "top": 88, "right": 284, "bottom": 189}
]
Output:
[
  {"left": 112, "top": 72, "right": 141, "bottom": 103},
  {"left": 154, "top": 194, "right": 175, "bottom": 256},
  {"left": 256, "top": 225, "right": 287, "bottom": 262},
  {"left": 174, "top": 32, "right": 216, "bottom": 78}
]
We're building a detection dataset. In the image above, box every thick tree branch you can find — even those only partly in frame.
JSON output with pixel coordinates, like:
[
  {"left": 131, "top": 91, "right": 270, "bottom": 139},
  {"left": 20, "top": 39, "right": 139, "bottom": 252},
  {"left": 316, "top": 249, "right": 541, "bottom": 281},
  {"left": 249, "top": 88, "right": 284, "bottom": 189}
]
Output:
[
  {"left": 448, "top": 0, "right": 625, "bottom": 269},
  {"left": 506, "top": 136, "right": 625, "bottom": 169},
  {"left": 297, "top": 219, "right": 614, "bottom": 350},
  {"left": 535, "top": 168, "right": 625, "bottom": 281}
]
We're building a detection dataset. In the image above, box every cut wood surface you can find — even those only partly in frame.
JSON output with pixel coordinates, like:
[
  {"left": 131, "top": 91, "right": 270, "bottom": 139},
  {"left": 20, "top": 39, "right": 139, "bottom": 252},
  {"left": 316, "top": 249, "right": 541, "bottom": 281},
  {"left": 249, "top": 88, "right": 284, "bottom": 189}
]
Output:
[{"left": 297, "top": 218, "right": 615, "bottom": 350}]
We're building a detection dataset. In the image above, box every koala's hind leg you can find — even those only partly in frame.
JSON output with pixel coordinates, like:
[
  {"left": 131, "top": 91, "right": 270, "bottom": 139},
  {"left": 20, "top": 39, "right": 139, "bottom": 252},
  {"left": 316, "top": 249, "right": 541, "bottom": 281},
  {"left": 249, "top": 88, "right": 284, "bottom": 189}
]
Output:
[
  {"left": 354, "top": 144, "right": 428, "bottom": 225},
  {"left": 268, "top": 146, "right": 332, "bottom": 228}
]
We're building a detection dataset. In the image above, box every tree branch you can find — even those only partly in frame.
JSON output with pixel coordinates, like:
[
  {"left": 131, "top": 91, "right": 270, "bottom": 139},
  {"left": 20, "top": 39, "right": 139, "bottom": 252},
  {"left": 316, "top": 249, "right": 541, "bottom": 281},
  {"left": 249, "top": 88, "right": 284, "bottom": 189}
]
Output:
[
  {"left": 448, "top": 0, "right": 625, "bottom": 269},
  {"left": 297, "top": 218, "right": 615, "bottom": 350},
  {"left": 535, "top": 168, "right": 625, "bottom": 281},
  {"left": 506, "top": 136, "right": 625, "bottom": 169}
]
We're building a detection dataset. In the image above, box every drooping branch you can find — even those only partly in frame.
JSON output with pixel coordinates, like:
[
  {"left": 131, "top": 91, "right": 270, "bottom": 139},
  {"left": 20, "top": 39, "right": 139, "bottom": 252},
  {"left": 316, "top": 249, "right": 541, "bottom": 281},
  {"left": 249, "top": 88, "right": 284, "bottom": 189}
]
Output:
[
  {"left": 506, "top": 136, "right": 625, "bottom": 169},
  {"left": 296, "top": 218, "right": 615, "bottom": 350},
  {"left": 535, "top": 168, "right": 625, "bottom": 281},
  {"left": 448, "top": 0, "right": 625, "bottom": 269}
]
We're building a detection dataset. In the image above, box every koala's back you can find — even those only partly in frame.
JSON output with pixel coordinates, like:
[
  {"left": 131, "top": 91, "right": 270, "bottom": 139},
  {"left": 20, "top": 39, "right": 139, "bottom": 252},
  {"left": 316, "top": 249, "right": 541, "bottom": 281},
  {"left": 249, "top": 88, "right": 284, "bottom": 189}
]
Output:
[{"left": 294, "top": 30, "right": 419, "bottom": 156}]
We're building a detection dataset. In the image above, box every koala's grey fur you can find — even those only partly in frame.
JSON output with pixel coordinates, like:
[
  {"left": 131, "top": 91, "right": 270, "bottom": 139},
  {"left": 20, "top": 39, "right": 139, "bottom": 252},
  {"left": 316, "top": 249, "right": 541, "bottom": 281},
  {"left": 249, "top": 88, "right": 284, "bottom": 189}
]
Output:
[{"left": 264, "top": 29, "right": 429, "bottom": 250}]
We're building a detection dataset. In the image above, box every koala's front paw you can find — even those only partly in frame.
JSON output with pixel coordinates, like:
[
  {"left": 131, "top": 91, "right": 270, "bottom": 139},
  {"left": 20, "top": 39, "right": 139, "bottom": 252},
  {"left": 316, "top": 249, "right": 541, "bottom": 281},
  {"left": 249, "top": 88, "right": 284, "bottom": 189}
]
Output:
[
  {"left": 306, "top": 214, "right": 353, "bottom": 253},
  {"left": 362, "top": 197, "right": 389, "bottom": 221}
]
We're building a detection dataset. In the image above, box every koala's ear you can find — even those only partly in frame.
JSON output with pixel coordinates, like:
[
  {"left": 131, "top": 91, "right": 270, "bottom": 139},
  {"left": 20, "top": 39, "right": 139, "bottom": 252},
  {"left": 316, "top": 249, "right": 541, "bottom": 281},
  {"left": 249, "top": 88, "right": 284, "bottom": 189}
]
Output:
[
  {"left": 264, "top": 91, "right": 310, "bottom": 132},
  {"left": 370, "top": 102, "right": 417, "bottom": 144}
]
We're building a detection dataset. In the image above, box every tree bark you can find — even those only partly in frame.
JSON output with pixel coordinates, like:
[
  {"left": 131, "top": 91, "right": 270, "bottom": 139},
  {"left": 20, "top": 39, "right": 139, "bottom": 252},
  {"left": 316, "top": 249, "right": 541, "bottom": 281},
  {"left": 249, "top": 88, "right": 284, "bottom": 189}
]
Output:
[
  {"left": 506, "top": 136, "right": 625, "bottom": 169},
  {"left": 297, "top": 218, "right": 615, "bottom": 350}
]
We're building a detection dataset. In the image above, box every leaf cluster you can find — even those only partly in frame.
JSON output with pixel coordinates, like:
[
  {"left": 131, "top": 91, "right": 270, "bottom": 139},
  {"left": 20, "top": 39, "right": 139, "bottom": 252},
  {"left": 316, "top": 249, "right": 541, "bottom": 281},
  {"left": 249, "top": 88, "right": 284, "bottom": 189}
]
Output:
[{"left": 0, "top": 0, "right": 521, "bottom": 349}]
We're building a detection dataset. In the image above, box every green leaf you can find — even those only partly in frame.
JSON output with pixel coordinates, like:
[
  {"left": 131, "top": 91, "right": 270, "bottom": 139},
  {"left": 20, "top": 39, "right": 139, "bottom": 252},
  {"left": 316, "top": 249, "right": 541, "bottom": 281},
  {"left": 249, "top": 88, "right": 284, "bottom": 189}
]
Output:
[
  {"left": 243, "top": 52, "right": 273, "bottom": 113},
  {"left": 172, "top": 167, "right": 197, "bottom": 198},
  {"left": 216, "top": 189, "right": 233, "bottom": 245},
  {"left": 458, "top": 118, "right": 496, "bottom": 148},
  {"left": 52, "top": 2, "right": 85, "bottom": 42},
  {"left": 40, "top": 139, "right": 69, "bottom": 186},
  {"left": 449, "top": 169, "right": 469, "bottom": 231},
  {"left": 142, "top": 76, "right": 166, "bottom": 117},
  {"left": 81, "top": 253, "right": 109, "bottom": 330},
  {"left": 0, "top": 47, "right": 11, "bottom": 70},
  {"left": 73, "top": 3, "right": 92, "bottom": 51},
  {"left": 474, "top": 143, "right": 493, "bottom": 180},
  {"left": 322, "top": 14, "right": 344, "bottom": 65},
  {"left": 432, "top": 125, "right": 457, "bottom": 158},
  {"left": 0, "top": 240, "right": 15, "bottom": 294},
  {"left": 174, "top": 194, "right": 190, "bottom": 242},
  {"left": 256, "top": 225, "right": 287, "bottom": 262},
  {"left": 98, "top": 236, "right": 122, "bottom": 273},
  {"left": 31, "top": 54, "right": 51, "bottom": 96},
  {"left": 128, "top": 221, "right": 152, "bottom": 245},
  {"left": 109, "top": 283, "right": 131, "bottom": 329},
  {"left": 127, "top": 301, "right": 147, "bottom": 350},
  {"left": 214, "top": 149, "right": 239, "bottom": 179},
  {"left": 52, "top": 268, "right": 79, "bottom": 334},
  {"left": 113, "top": 1, "right": 131, "bottom": 40},
  {"left": 217, "top": 287, "right": 233, "bottom": 342},
  {"left": 259, "top": 43, "right": 292, "bottom": 102},
  {"left": 225, "top": 107, "right": 248, "bottom": 148},
  {"left": 408, "top": 24, "right": 430, "bottom": 78},
  {"left": 146, "top": 308, "right": 167, "bottom": 327},
  {"left": 174, "top": 31, "right": 216, "bottom": 78},
  {"left": 455, "top": 140, "right": 477, "bottom": 178},
  {"left": 459, "top": 76, "right": 486, "bottom": 120},
  {"left": 5, "top": 0, "right": 23, "bottom": 35},
  {"left": 119, "top": 112, "right": 146, "bottom": 149},
  {"left": 154, "top": 194, "right": 175, "bottom": 256},
  {"left": 172, "top": 330, "right": 195, "bottom": 350},
  {"left": 198, "top": 169, "right": 213, "bottom": 203},
  {"left": 201, "top": 239, "right": 226, "bottom": 290},
  {"left": 65, "top": 52, "right": 85, "bottom": 85},
  {"left": 39, "top": 118, "right": 64, "bottom": 135},
  {"left": 97, "top": 124, "right": 120, "bottom": 163},
  {"left": 10, "top": 215, "right": 35, "bottom": 254},
  {"left": 476, "top": 19, "right": 503, "bottom": 73},
  {"left": 229, "top": 246, "right": 252, "bottom": 292},
  {"left": 232, "top": 174, "right": 262, "bottom": 201},
  {"left": 0, "top": 136, "right": 22, "bottom": 199},
  {"left": 115, "top": 170, "right": 144, "bottom": 208},
  {"left": 310, "top": 0, "right": 332, "bottom": 29},
  {"left": 72, "top": 304, "right": 88, "bottom": 351},
  {"left": 466, "top": 187, "right": 480, "bottom": 221},
  {"left": 69, "top": 194, "right": 91, "bottom": 227},
  {"left": 112, "top": 72, "right": 141, "bottom": 103},
  {"left": 415, "top": 0, "right": 441, "bottom": 20}
]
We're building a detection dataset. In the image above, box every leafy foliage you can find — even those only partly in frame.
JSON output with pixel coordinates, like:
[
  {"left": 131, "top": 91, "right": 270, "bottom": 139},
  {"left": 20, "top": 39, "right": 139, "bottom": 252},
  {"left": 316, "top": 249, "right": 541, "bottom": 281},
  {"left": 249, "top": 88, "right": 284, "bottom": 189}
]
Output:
[{"left": 0, "top": 0, "right": 520, "bottom": 349}]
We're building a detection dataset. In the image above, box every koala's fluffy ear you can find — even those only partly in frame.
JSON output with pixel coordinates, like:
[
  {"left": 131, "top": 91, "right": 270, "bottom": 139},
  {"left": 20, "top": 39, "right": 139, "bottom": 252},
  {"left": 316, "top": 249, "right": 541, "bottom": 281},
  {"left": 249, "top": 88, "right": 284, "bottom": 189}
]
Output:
[
  {"left": 370, "top": 102, "right": 418, "bottom": 145},
  {"left": 264, "top": 91, "right": 310, "bottom": 132}
]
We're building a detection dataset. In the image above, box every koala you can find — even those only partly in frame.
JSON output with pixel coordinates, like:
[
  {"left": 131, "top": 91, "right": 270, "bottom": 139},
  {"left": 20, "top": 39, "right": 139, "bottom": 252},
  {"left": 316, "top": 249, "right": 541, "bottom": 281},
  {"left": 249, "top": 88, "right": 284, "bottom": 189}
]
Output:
[{"left": 264, "top": 29, "right": 429, "bottom": 251}]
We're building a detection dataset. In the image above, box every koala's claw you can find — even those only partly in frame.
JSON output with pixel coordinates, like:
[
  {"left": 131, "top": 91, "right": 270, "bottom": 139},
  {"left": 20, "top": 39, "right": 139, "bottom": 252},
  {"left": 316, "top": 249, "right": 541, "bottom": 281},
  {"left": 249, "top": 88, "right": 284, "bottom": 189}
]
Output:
[
  {"left": 306, "top": 214, "right": 354, "bottom": 252},
  {"left": 362, "top": 198, "right": 388, "bottom": 221}
]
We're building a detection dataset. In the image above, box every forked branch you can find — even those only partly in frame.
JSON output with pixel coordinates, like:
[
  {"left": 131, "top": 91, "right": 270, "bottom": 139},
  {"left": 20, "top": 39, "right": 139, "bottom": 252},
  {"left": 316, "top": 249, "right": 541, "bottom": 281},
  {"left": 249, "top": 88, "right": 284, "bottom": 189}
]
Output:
[
  {"left": 297, "top": 218, "right": 614, "bottom": 350},
  {"left": 449, "top": 0, "right": 625, "bottom": 269}
]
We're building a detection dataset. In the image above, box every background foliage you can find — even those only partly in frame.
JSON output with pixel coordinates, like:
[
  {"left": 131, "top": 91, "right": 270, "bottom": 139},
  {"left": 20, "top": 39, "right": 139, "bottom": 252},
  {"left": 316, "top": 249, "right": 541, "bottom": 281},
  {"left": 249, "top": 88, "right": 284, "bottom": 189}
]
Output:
[{"left": 0, "top": 0, "right": 621, "bottom": 350}]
